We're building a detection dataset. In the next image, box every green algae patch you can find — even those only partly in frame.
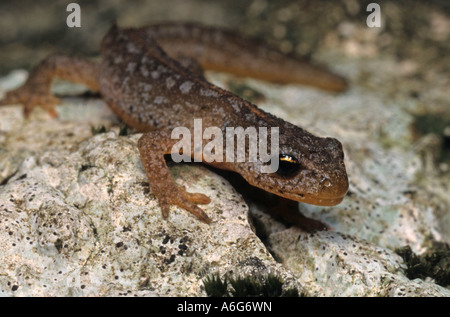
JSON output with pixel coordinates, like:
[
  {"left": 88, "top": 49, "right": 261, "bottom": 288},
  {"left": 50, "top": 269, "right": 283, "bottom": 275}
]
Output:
[
  {"left": 412, "top": 113, "right": 450, "bottom": 163},
  {"left": 203, "top": 273, "right": 302, "bottom": 297},
  {"left": 396, "top": 244, "right": 450, "bottom": 287}
]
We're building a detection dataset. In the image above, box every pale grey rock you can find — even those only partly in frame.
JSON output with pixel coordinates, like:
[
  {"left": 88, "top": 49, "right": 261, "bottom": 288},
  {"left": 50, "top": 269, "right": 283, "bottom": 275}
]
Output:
[{"left": 263, "top": 222, "right": 450, "bottom": 296}]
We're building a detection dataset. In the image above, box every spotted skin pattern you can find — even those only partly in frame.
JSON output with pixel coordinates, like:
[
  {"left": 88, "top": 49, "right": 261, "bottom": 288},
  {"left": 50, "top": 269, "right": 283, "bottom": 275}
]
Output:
[{"left": 0, "top": 24, "right": 349, "bottom": 227}]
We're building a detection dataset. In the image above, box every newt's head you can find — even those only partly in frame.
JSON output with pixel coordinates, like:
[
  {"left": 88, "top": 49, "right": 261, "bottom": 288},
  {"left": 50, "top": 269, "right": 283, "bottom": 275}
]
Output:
[{"left": 235, "top": 121, "right": 349, "bottom": 206}]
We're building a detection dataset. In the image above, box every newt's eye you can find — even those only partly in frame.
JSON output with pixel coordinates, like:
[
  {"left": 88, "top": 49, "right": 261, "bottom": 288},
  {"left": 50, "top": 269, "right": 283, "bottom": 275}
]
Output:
[{"left": 276, "top": 154, "right": 301, "bottom": 178}]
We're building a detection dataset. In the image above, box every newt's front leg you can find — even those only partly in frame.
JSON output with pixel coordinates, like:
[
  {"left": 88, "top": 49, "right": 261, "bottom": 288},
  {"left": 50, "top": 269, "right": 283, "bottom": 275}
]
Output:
[
  {"left": 268, "top": 198, "right": 329, "bottom": 232},
  {"left": 0, "top": 54, "right": 100, "bottom": 117},
  {"left": 138, "top": 130, "right": 212, "bottom": 224}
]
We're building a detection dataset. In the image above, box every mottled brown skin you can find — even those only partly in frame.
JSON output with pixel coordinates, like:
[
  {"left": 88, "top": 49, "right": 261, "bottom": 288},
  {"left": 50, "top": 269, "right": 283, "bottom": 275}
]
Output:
[
  {"left": 0, "top": 23, "right": 349, "bottom": 226},
  {"left": 145, "top": 23, "right": 348, "bottom": 92}
]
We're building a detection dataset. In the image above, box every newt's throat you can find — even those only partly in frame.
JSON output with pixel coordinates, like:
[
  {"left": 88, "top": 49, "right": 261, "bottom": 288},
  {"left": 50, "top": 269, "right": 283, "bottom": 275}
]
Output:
[{"left": 252, "top": 182, "right": 348, "bottom": 207}]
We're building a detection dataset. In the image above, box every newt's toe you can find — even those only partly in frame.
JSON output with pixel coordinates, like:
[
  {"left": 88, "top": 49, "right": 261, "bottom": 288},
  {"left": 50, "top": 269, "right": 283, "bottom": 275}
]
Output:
[
  {"left": 0, "top": 91, "right": 21, "bottom": 106},
  {"left": 183, "top": 191, "right": 211, "bottom": 205},
  {"left": 0, "top": 87, "right": 60, "bottom": 118},
  {"left": 159, "top": 201, "right": 171, "bottom": 219},
  {"left": 156, "top": 187, "right": 212, "bottom": 224},
  {"left": 182, "top": 203, "right": 212, "bottom": 224}
]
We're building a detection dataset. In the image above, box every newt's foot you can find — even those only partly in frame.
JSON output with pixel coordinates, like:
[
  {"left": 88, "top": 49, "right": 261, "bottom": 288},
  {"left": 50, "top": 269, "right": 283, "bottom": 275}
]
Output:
[
  {"left": 291, "top": 214, "right": 329, "bottom": 232},
  {"left": 138, "top": 131, "right": 212, "bottom": 224},
  {"left": 268, "top": 198, "right": 329, "bottom": 232},
  {"left": 158, "top": 185, "right": 212, "bottom": 224},
  {"left": 0, "top": 85, "right": 60, "bottom": 118}
]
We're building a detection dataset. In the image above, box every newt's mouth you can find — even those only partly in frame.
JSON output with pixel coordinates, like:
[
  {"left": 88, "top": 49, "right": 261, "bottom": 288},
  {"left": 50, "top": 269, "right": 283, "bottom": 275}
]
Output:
[
  {"left": 266, "top": 183, "right": 348, "bottom": 207},
  {"left": 285, "top": 192, "right": 346, "bottom": 206},
  {"left": 251, "top": 184, "right": 347, "bottom": 207}
]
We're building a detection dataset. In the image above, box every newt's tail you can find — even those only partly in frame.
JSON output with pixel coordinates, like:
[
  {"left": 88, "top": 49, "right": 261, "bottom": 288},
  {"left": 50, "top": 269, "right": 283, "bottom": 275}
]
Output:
[{"left": 144, "top": 23, "right": 348, "bottom": 92}]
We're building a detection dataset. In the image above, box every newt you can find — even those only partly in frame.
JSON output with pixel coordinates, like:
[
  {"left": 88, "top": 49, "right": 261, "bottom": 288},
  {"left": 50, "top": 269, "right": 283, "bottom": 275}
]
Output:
[{"left": 0, "top": 23, "right": 349, "bottom": 228}]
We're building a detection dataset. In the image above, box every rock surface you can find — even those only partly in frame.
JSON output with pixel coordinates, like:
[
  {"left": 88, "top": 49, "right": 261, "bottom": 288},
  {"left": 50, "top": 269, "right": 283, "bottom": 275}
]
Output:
[
  {"left": 0, "top": 107, "right": 302, "bottom": 296},
  {"left": 0, "top": 0, "right": 449, "bottom": 297}
]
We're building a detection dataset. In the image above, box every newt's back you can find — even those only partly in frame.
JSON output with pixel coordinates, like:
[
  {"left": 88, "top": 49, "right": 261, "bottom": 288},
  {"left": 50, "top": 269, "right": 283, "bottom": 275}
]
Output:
[{"left": 99, "top": 25, "right": 218, "bottom": 132}]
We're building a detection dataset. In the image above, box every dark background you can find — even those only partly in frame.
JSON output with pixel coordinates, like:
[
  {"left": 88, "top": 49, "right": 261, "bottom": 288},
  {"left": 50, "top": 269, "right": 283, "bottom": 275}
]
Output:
[{"left": 0, "top": 0, "right": 449, "bottom": 76}]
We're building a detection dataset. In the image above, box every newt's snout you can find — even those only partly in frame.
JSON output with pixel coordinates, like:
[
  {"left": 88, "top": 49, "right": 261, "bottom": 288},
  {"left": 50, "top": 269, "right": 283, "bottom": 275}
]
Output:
[
  {"left": 312, "top": 137, "right": 348, "bottom": 205},
  {"left": 324, "top": 137, "right": 345, "bottom": 160}
]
